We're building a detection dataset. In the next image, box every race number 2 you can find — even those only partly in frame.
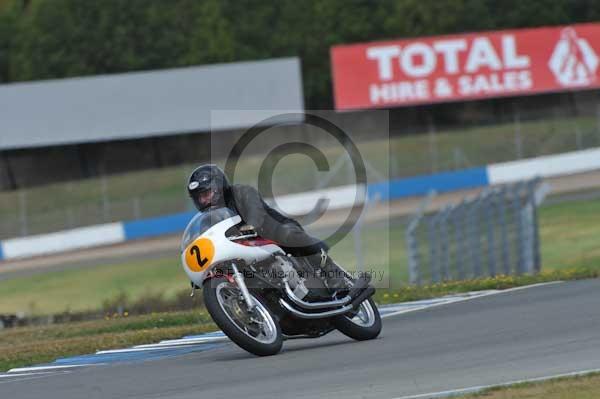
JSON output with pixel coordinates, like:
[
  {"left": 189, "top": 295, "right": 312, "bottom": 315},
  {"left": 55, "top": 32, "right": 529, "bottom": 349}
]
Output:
[
  {"left": 185, "top": 238, "right": 215, "bottom": 273},
  {"left": 190, "top": 245, "right": 208, "bottom": 267}
]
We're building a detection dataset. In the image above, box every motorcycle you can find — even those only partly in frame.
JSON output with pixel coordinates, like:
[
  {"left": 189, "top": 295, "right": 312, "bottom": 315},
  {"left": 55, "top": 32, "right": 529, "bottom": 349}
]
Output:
[{"left": 180, "top": 207, "right": 381, "bottom": 356}]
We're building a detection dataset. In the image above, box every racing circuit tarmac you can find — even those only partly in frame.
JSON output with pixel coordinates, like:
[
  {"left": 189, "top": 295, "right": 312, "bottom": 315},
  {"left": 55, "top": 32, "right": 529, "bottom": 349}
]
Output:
[{"left": 4, "top": 279, "right": 600, "bottom": 399}]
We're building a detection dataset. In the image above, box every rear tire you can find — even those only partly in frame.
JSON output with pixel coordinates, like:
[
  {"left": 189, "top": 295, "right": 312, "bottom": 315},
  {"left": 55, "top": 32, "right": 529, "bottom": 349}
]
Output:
[
  {"left": 332, "top": 298, "right": 381, "bottom": 341},
  {"left": 203, "top": 277, "right": 283, "bottom": 356}
]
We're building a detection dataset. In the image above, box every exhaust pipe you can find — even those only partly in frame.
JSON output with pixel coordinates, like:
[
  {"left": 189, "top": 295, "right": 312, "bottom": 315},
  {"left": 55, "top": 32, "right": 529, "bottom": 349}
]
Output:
[
  {"left": 279, "top": 285, "right": 375, "bottom": 319},
  {"left": 283, "top": 273, "right": 372, "bottom": 311},
  {"left": 279, "top": 299, "right": 354, "bottom": 319},
  {"left": 283, "top": 281, "right": 351, "bottom": 309}
]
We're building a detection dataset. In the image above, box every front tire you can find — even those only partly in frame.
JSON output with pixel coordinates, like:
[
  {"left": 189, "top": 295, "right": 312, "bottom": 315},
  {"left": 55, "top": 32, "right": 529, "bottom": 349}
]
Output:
[
  {"left": 332, "top": 298, "right": 381, "bottom": 341},
  {"left": 203, "top": 277, "right": 283, "bottom": 356}
]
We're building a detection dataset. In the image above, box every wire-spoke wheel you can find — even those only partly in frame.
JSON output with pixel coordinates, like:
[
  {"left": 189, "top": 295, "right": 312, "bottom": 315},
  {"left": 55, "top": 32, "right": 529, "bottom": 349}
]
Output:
[
  {"left": 346, "top": 298, "right": 377, "bottom": 327},
  {"left": 204, "top": 277, "right": 283, "bottom": 356},
  {"left": 332, "top": 297, "right": 381, "bottom": 341}
]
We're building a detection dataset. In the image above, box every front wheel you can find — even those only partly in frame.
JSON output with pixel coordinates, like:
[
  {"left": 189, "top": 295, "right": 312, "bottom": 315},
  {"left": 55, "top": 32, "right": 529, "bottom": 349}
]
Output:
[
  {"left": 203, "top": 277, "right": 283, "bottom": 356},
  {"left": 332, "top": 298, "right": 381, "bottom": 341}
]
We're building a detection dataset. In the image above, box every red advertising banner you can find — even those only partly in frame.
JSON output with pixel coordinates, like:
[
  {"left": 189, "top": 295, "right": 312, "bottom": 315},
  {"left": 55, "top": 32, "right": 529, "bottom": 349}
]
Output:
[{"left": 331, "top": 23, "right": 600, "bottom": 110}]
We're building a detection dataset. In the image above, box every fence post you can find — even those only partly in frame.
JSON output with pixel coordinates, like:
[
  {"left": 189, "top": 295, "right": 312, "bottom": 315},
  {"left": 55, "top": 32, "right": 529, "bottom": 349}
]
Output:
[
  {"left": 573, "top": 120, "right": 583, "bottom": 150},
  {"left": 428, "top": 112, "right": 438, "bottom": 173},
  {"left": 453, "top": 201, "right": 467, "bottom": 280},
  {"left": 469, "top": 195, "right": 484, "bottom": 278},
  {"left": 530, "top": 178, "right": 545, "bottom": 273},
  {"left": 439, "top": 206, "right": 452, "bottom": 281},
  {"left": 484, "top": 192, "right": 497, "bottom": 277},
  {"left": 498, "top": 186, "right": 511, "bottom": 275},
  {"left": 522, "top": 201, "right": 534, "bottom": 273},
  {"left": 427, "top": 214, "right": 439, "bottom": 283},
  {"left": 513, "top": 104, "right": 523, "bottom": 160},
  {"left": 66, "top": 207, "right": 75, "bottom": 229},
  {"left": 101, "top": 175, "right": 110, "bottom": 222},
  {"left": 406, "top": 221, "right": 420, "bottom": 285},
  {"left": 512, "top": 182, "right": 526, "bottom": 274},
  {"left": 18, "top": 190, "right": 28, "bottom": 236},
  {"left": 133, "top": 197, "right": 142, "bottom": 220}
]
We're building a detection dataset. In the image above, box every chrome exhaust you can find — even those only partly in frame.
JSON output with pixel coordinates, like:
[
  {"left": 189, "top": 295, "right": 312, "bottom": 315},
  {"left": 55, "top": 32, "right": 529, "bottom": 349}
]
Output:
[
  {"left": 279, "top": 298, "right": 353, "bottom": 319},
  {"left": 283, "top": 281, "right": 351, "bottom": 310}
]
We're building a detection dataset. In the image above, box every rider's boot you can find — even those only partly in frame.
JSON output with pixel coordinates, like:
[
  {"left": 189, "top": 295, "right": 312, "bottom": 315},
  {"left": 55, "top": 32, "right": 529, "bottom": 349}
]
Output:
[{"left": 314, "top": 249, "right": 351, "bottom": 293}]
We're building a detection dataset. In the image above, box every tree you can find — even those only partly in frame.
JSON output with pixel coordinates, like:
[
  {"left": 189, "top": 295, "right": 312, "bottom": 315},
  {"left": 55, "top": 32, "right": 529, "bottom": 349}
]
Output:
[{"left": 2, "top": 0, "right": 599, "bottom": 107}]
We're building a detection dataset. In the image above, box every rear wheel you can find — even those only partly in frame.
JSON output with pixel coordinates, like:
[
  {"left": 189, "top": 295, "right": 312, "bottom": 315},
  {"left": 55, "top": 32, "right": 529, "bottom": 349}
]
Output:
[
  {"left": 332, "top": 298, "right": 381, "bottom": 341},
  {"left": 203, "top": 277, "right": 283, "bottom": 356}
]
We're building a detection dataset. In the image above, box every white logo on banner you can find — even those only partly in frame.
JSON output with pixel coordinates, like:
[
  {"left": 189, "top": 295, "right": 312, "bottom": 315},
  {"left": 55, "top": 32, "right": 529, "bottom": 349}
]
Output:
[{"left": 548, "top": 28, "right": 599, "bottom": 87}]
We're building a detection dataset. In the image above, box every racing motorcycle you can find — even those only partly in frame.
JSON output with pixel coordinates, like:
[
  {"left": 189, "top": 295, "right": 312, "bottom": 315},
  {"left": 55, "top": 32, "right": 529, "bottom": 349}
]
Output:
[{"left": 180, "top": 207, "right": 381, "bottom": 356}]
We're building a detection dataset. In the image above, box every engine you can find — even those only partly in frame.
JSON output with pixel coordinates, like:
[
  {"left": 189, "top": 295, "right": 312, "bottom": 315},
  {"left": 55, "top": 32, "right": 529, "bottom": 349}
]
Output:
[{"left": 273, "top": 255, "right": 309, "bottom": 300}]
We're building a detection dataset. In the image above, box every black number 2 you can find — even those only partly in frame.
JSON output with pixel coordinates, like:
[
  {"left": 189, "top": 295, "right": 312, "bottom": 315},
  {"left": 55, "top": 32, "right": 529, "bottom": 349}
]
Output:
[{"left": 190, "top": 245, "right": 209, "bottom": 267}]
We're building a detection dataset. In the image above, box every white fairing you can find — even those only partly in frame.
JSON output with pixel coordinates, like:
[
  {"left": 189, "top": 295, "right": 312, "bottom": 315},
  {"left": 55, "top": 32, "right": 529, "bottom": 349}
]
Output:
[{"left": 181, "top": 215, "right": 284, "bottom": 286}]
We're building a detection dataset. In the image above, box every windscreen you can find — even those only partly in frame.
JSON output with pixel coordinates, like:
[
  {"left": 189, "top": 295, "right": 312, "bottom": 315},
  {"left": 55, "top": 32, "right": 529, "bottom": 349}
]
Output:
[{"left": 181, "top": 207, "right": 238, "bottom": 251}]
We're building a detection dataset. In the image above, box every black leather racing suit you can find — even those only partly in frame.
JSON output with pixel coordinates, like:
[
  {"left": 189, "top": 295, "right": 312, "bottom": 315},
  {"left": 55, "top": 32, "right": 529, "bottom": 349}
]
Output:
[
  {"left": 225, "top": 184, "right": 328, "bottom": 257},
  {"left": 224, "top": 184, "right": 348, "bottom": 290}
]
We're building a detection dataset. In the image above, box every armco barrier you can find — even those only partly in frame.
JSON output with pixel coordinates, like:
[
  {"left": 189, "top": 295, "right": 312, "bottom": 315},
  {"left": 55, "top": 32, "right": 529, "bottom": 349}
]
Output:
[
  {"left": 488, "top": 147, "right": 600, "bottom": 185},
  {"left": 123, "top": 212, "right": 196, "bottom": 241},
  {"left": 121, "top": 184, "right": 365, "bottom": 242},
  {"left": 0, "top": 223, "right": 125, "bottom": 259},
  {"left": 368, "top": 167, "right": 489, "bottom": 201},
  {"left": 270, "top": 184, "right": 364, "bottom": 215},
  {"left": 2, "top": 147, "right": 600, "bottom": 261}
]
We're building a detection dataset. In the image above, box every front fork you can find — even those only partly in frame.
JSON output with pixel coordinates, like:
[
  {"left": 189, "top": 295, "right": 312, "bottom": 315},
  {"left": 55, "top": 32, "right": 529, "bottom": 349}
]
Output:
[
  {"left": 231, "top": 262, "right": 256, "bottom": 311},
  {"left": 191, "top": 263, "right": 255, "bottom": 311}
]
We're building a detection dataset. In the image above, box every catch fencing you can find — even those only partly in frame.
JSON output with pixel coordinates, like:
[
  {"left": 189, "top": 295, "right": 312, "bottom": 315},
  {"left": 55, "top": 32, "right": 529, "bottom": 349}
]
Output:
[{"left": 406, "top": 179, "right": 549, "bottom": 285}]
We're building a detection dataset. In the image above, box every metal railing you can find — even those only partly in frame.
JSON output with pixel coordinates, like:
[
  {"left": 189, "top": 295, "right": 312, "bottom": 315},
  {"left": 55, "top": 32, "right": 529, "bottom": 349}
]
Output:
[{"left": 406, "top": 179, "right": 549, "bottom": 285}]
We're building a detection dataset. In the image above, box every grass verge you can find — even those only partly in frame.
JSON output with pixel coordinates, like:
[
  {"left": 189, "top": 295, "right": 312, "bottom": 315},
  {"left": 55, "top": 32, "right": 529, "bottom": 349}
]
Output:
[
  {"left": 374, "top": 265, "right": 600, "bottom": 305},
  {"left": 464, "top": 372, "right": 600, "bottom": 398},
  {"left": 0, "top": 310, "right": 216, "bottom": 372}
]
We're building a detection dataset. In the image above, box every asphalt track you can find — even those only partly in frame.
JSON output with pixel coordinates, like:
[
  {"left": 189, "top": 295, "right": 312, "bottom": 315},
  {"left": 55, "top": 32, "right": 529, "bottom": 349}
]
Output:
[{"left": 5, "top": 279, "right": 600, "bottom": 399}]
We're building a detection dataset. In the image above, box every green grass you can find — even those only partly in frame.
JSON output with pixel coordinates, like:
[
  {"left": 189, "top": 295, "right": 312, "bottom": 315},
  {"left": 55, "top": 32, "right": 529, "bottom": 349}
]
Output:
[
  {"left": 0, "top": 310, "right": 216, "bottom": 372},
  {"left": 374, "top": 266, "right": 600, "bottom": 305},
  {"left": 464, "top": 372, "right": 600, "bottom": 399},
  {"left": 0, "top": 257, "right": 189, "bottom": 315},
  {"left": 1, "top": 197, "right": 600, "bottom": 315},
  {"left": 539, "top": 199, "right": 600, "bottom": 269},
  {"left": 1, "top": 114, "right": 598, "bottom": 238},
  {"left": 0, "top": 222, "right": 403, "bottom": 315}
]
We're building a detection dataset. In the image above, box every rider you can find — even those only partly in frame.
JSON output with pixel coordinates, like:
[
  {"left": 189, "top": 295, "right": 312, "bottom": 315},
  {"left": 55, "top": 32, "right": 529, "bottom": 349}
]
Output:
[{"left": 187, "top": 164, "right": 349, "bottom": 292}]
